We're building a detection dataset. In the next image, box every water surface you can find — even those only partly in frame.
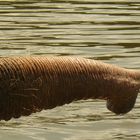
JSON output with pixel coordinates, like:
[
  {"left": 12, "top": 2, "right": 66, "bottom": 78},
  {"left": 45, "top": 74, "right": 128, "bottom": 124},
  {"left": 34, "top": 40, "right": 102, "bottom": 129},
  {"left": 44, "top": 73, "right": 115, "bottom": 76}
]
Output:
[{"left": 0, "top": 0, "right": 140, "bottom": 140}]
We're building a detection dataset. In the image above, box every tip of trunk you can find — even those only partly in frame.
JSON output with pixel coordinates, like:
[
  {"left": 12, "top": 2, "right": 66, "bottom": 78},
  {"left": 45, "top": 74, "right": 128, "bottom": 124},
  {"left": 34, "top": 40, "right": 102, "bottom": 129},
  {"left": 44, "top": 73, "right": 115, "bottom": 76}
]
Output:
[{"left": 106, "top": 92, "right": 138, "bottom": 114}]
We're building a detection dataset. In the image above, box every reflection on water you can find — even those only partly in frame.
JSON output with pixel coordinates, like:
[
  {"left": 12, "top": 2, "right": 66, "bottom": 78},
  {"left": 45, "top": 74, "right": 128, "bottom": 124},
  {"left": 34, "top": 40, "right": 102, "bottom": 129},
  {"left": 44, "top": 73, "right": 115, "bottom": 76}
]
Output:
[{"left": 0, "top": 0, "right": 140, "bottom": 140}]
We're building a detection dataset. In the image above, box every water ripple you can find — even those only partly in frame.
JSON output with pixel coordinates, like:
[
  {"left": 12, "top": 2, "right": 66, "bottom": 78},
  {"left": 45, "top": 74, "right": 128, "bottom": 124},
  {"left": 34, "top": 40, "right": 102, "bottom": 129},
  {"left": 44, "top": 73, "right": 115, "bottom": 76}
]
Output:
[{"left": 0, "top": 0, "right": 140, "bottom": 140}]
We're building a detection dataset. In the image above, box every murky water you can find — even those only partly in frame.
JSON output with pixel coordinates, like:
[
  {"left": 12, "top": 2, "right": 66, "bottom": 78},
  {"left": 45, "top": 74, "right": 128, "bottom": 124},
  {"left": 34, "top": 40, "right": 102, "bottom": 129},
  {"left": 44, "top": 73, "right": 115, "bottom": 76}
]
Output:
[{"left": 0, "top": 0, "right": 140, "bottom": 139}]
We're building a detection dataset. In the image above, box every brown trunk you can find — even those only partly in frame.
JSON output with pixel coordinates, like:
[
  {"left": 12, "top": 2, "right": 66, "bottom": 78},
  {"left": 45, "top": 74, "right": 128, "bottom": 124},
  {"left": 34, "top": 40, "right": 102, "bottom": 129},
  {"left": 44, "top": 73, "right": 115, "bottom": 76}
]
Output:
[{"left": 0, "top": 56, "right": 139, "bottom": 121}]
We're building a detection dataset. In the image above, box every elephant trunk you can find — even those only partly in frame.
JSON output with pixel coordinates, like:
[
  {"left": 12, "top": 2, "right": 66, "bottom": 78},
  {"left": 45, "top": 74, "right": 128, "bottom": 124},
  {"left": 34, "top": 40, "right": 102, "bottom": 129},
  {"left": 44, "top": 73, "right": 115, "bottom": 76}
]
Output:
[
  {"left": 106, "top": 69, "right": 140, "bottom": 114},
  {"left": 0, "top": 56, "right": 140, "bottom": 121}
]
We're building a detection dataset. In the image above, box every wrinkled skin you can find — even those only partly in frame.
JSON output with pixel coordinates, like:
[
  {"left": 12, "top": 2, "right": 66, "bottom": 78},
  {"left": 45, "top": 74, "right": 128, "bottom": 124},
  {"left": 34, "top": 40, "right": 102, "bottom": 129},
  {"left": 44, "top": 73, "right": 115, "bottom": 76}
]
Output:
[{"left": 0, "top": 56, "right": 140, "bottom": 121}]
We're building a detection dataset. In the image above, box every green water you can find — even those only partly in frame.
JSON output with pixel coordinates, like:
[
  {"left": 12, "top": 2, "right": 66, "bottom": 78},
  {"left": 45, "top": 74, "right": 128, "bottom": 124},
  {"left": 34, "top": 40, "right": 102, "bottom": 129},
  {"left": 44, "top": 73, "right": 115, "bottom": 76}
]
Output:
[{"left": 0, "top": 0, "right": 140, "bottom": 139}]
